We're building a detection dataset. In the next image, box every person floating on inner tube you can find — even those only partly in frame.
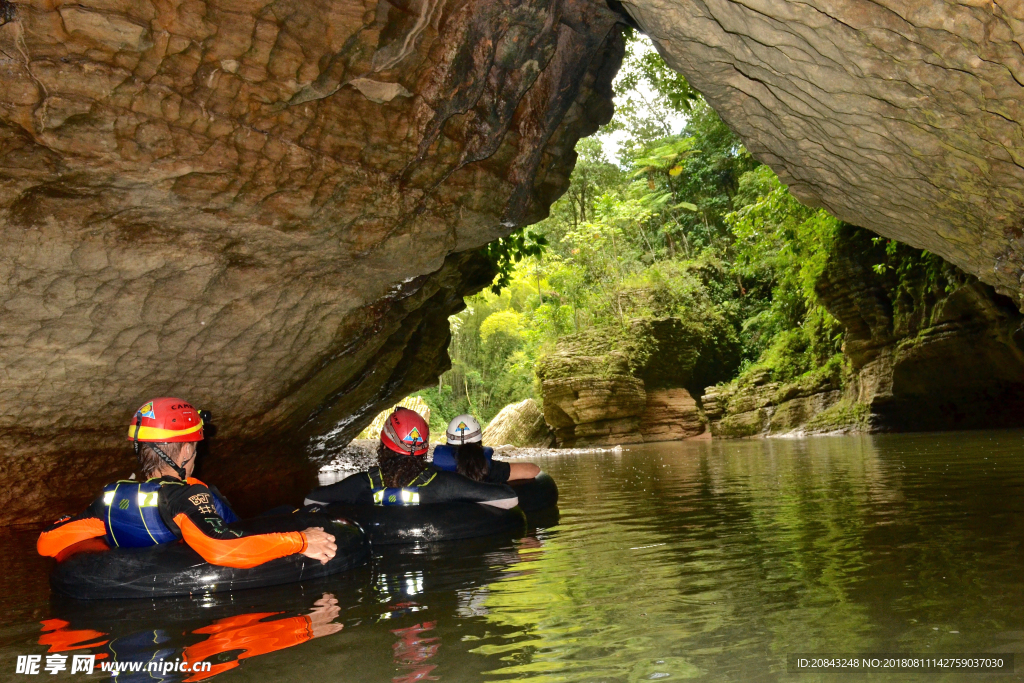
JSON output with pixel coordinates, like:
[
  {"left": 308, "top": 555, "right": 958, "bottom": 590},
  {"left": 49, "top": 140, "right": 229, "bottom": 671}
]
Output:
[
  {"left": 303, "top": 408, "right": 518, "bottom": 508},
  {"left": 37, "top": 397, "right": 337, "bottom": 568},
  {"left": 431, "top": 414, "right": 540, "bottom": 484}
]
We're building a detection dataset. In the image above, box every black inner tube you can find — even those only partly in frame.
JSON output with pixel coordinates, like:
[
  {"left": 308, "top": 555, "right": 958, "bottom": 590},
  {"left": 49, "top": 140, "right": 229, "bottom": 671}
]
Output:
[
  {"left": 321, "top": 502, "right": 526, "bottom": 545},
  {"left": 509, "top": 472, "right": 559, "bottom": 513},
  {"left": 50, "top": 512, "right": 369, "bottom": 600}
]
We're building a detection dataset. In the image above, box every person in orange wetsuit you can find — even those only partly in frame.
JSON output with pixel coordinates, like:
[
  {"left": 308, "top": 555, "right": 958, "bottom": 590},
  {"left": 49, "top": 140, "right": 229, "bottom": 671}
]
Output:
[{"left": 37, "top": 397, "right": 336, "bottom": 568}]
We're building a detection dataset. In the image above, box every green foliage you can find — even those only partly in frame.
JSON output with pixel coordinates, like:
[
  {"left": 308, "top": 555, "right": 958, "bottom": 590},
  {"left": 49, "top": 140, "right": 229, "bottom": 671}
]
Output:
[
  {"left": 434, "top": 35, "right": 924, "bottom": 422},
  {"left": 482, "top": 226, "right": 548, "bottom": 295},
  {"left": 726, "top": 165, "right": 844, "bottom": 364},
  {"left": 868, "top": 235, "right": 962, "bottom": 297},
  {"left": 604, "top": 30, "right": 698, "bottom": 160}
]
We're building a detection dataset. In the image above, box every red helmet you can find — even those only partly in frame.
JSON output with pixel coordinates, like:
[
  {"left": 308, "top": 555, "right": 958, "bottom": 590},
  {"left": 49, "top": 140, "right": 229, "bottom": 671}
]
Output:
[
  {"left": 380, "top": 407, "right": 429, "bottom": 456},
  {"left": 127, "top": 398, "right": 204, "bottom": 443}
]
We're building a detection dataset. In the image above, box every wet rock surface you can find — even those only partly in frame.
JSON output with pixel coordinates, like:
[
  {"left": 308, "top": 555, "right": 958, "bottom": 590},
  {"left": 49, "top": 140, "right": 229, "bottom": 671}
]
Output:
[
  {"left": 622, "top": 0, "right": 1024, "bottom": 306},
  {"left": 0, "top": 0, "right": 624, "bottom": 523}
]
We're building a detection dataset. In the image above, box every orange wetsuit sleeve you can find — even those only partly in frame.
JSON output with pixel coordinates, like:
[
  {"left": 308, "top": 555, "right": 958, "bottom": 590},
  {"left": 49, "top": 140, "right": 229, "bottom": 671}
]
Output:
[
  {"left": 37, "top": 517, "right": 107, "bottom": 558},
  {"left": 175, "top": 513, "right": 307, "bottom": 569}
]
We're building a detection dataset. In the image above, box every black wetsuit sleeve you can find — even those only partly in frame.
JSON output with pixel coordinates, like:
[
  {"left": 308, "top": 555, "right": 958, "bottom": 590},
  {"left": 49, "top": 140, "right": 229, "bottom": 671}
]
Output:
[
  {"left": 303, "top": 473, "right": 373, "bottom": 506},
  {"left": 42, "top": 496, "right": 106, "bottom": 530},
  {"left": 160, "top": 483, "right": 247, "bottom": 539},
  {"left": 420, "top": 470, "right": 517, "bottom": 506},
  {"left": 484, "top": 460, "right": 512, "bottom": 484}
]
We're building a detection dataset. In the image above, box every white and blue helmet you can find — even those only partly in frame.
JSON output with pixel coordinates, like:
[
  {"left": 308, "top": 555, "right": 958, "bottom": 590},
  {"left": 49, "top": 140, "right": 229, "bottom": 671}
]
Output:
[{"left": 446, "top": 414, "right": 482, "bottom": 444}]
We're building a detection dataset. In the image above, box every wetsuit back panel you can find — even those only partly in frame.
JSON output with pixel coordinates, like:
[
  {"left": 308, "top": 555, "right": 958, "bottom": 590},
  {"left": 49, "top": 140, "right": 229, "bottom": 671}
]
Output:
[
  {"left": 367, "top": 468, "right": 436, "bottom": 506},
  {"left": 103, "top": 481, "right": 178, "bottom": 548}
]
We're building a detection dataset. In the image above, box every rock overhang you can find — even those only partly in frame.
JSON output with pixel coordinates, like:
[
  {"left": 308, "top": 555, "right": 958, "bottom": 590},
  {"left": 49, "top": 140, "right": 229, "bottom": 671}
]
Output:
[
  {"left": 620, "top": 0, "right": 1024, "bottom": 304},
  {"left": 0, "top": 0, "right": 625, "bottom": 523},
  {"left": 4, "top": 0, "right": 1024, "bottom": 523}
]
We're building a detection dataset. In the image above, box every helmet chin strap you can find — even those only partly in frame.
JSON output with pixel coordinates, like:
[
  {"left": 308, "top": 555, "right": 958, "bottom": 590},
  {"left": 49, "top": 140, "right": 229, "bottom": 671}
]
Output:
[
  {"left": 151, "top": 443, "right": 188, "bottom": 480},
  {"left": 133, "top": 410, "right": 188, "bottom": 480}
]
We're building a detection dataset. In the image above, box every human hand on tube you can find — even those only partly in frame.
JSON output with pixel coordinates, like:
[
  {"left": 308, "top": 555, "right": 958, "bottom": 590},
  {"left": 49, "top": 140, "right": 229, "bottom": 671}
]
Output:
[{"left": 301, "top": 527, "right": 336, "bottom": 564}]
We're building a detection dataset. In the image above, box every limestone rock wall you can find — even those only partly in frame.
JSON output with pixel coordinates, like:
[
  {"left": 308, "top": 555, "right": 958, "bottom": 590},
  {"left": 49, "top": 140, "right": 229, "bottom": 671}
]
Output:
[
  {"left": 0, "top": 0, "right": 625, "bottom": 523},
  {"left": 639, "top": 388, "right": 703, "bottom": 441},
  {"left": 704, "top": 227, "right": 1024, "bottom": 437},
  {"left": 542, "top": 376, "right": 647, "bottom": 446},
  {"left": 817, "top": 227, "right": 1024, "bottom": 431},
  {"left": 481, "top": 397, "right": 554, "bottom": 448},
  {"left": 702, "top": 369, "right": 848, "bottom": 438},
  {"left": 537, "top": 320, "right": 712, "bottom": 446},
  {"left": 622, "top": 0, "right": 1024, "bottom": 306}
]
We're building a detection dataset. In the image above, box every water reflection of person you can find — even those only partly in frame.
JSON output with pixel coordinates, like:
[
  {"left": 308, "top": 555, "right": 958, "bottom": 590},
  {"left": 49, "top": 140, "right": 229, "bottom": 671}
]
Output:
[
  {"left": 390, "top": 621, "right": 440, "bottom": 683},
  {"left": 182, "top": 593, "right": 342, "bottom": 681},
  {"left": 37, "top": 592, "right": 344, "bottom": 682},
  {"left": 456, "top": 536, "right": 545, "bottom": 617}
]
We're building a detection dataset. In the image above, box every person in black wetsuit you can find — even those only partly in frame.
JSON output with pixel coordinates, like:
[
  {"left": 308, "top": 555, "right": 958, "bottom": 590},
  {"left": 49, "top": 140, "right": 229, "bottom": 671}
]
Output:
[
  {"left": 303, "top": 408, "right": 518, "bottom": 508},
  {"left": 431, "top": 414, "right": 540, "bottom": 484}
]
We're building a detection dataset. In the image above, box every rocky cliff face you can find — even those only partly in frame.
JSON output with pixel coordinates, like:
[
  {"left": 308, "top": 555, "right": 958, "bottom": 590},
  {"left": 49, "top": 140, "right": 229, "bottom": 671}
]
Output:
[
  {"left": 536, "top": 319, "right": 713, "bottom": 446},
  {"left": 623, "top": 0, "right": 1024, "bottom": 307},
  {"left": 818, "top": 227, "right": 1024, "bottom": 432},
  {"left": 704, "top": 227, "right": 1024, "bottom": 437},
  {"left": 0, "top": 0, "right": 625, "bottom": 523}
]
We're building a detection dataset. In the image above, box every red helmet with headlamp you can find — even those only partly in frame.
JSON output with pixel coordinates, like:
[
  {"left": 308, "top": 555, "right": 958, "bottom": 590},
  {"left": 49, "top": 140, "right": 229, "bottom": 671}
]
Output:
[
  {"left": 380, "top": 408, "right": 429, "bottom": 457},
  {"left": 127, "top": 398, "right": 204, "bottom": 443}
]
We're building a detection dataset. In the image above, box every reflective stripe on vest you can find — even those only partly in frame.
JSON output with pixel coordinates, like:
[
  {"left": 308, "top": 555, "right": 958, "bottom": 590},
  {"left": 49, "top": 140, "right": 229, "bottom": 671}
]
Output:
[
  {"left": 103, "top": 481, "right": 178, "bottom": 548},
  {"left": 367, "top": 467, "right": 437, "bottom": 506},
  {"left": 430, "top": 445, "right": 493, "bottom": 473}
]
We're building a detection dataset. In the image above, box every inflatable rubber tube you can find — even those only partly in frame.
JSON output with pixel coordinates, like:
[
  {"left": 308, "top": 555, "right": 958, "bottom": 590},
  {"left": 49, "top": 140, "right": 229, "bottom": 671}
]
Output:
[
  {"left": 321, "top": 502, "right": 525, "bottom": 545},
  {"left": 50, "top": 512, "right": 369, "bottom": 600},
  {"left": 509, "top": 472, "right": 558, "bottom": 513}
]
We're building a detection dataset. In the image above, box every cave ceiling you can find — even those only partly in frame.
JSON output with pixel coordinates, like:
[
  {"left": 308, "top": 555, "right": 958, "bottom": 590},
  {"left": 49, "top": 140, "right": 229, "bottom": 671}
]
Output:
[{"left": 2, "top": 0, "right": 1024, "bottom": 522}]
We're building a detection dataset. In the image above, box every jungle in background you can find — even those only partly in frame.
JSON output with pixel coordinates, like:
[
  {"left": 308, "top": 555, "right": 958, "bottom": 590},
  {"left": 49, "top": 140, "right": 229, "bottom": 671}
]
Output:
[{"left": 413, "top": 32, "right": 936, "bottom": 436}]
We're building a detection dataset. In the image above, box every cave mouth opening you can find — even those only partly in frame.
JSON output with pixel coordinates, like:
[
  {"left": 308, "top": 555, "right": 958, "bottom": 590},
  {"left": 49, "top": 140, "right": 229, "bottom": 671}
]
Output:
[{"left": 434, "top": 26, "right": 1024, "bottom": 445}]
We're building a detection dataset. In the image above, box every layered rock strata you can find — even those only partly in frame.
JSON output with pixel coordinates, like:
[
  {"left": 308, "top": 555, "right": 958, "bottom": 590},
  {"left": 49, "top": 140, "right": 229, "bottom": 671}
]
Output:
[
  {"left": 0, "top": 0, "right": 625, "bottom": 523},
  {"left": 537, "top": 319, "right": 712, "bottom": 446},
  {"left": 704, "top": 227, "right": 1024, "bottom": 437},
  {"left": 640, "top": 388, "right": 704, "bottom": 441},
  {"left": 622, "top": 0, "right": 1024, "bottom": 306}
]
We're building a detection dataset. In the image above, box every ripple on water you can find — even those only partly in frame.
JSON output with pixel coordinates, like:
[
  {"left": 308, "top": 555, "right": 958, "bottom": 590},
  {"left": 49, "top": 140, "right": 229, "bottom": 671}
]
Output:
[{"left": 1, "top": 432, "right": 1024, "bottom": 682}]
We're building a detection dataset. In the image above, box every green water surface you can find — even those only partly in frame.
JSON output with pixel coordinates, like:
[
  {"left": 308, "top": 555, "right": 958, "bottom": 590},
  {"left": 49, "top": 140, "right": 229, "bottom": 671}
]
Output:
[{"left": 1, "top": 432, "right": 1023, "bottom": 682}]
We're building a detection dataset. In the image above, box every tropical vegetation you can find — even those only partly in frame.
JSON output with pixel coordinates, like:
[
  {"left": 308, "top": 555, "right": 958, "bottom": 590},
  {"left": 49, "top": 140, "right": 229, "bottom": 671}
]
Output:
[{"left": 412, "top": 33, "right": 910, "bottom": 434}]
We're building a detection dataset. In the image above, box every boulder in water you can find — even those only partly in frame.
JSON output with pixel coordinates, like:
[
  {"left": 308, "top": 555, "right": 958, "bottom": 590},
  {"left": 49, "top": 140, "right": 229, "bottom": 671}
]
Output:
[{"left": 482, "top": 399, "right": 555, "bottom": 449}]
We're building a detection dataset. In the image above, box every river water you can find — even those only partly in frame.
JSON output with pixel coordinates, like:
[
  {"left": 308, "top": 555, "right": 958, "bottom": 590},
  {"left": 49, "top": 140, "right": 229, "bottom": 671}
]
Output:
[{"left": 1, "top": 432, "right": 1023, "bottom": 682}]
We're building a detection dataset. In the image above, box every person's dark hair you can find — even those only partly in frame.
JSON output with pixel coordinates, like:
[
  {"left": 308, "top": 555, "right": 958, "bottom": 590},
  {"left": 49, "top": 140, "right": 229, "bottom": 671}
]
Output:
[
  {"left": 377, "top": 442, "right": 427, "bottom": 487},
  {"left": 454, "top": 442, "right": 489, "bottom": 482},
  {"left": 137, "top": 442, "right": 185, "bottom": 478}
]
